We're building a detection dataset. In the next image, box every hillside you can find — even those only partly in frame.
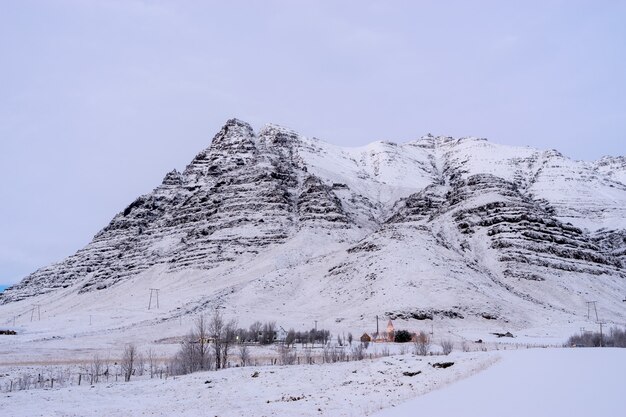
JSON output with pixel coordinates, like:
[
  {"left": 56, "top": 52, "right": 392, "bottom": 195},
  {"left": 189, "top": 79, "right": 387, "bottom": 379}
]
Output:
[{"left": 1, "top": 119, "right": 625, "bottom": 344}]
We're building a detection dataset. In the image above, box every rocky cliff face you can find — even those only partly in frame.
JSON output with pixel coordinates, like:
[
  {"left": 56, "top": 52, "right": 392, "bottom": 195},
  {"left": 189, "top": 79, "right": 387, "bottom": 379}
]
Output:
[
  {"left": 2, "top": 120, "right": 625, "bottom": 327},
  {"left": 4, "top": 120, "right": 355, "bottom": 301}
]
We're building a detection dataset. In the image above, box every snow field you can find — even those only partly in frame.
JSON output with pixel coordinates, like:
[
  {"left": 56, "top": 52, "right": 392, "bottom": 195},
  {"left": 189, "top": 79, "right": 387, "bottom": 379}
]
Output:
[
  {"left": 0, "top": 350, "right": 497, "bottom": 417},
  {"left": 373, "top": 347, "right": 626, "bottom": 417}
]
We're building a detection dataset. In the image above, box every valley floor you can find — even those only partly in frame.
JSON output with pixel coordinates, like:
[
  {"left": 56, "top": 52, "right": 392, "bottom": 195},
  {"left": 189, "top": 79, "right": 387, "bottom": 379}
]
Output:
[{"left": 1, "top": 347, "right": 623, "bottom": 417}]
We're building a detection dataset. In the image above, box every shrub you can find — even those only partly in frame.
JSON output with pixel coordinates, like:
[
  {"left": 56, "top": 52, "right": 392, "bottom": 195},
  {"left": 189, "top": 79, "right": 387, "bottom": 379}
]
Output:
[
  {"left": 441, "top": 339, "right": 454, "bottom": 355},
  {"left": 394, "top": 330, "right": 413, "bottom": 343},
  {"left": 278, "top": 345, "right": 297, "bottom": 365},
  {"left": 414, "top": 331, "right": 431, "bottom": 356}
]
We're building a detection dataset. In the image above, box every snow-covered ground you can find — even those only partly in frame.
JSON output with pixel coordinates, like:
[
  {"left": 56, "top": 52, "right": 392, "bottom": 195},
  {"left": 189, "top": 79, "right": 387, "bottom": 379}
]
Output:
[
  {"left": 374, "top": 348, "right": 626, "bottom": 417},
  {"left": 1, "top": 350, "right": 496, "bottom": 417},
  {"left": 1, "top": 347, "right": 622, "bottom": 416}
]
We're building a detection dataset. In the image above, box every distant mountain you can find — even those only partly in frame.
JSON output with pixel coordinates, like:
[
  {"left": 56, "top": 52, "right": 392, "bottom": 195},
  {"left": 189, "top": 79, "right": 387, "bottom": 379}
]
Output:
[{"left": 2, "top": 119, "right": 625, "bottom": 328}]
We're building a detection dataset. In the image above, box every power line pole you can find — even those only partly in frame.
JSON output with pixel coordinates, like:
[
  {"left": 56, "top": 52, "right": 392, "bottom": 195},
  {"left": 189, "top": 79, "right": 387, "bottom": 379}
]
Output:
[
  {"left": 586, "top": 301, "right": 598, "bottom": 321},
  {"left": 148, "top": 289, "right": 160, "bottom": 310},
  {"left": 30, "top": 304, "right": 41, "bottom": 322},
  {"left": 376, "top": 315, "right": 379, "bottom": 341},
  {"left": 597, "top": 321, "right": 606, "bottom": 347}
]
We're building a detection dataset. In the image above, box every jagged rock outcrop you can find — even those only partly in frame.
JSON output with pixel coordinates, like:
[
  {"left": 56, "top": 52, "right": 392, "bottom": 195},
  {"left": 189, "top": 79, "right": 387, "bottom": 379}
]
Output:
[{"left": 2, "top": 119, "right": 353, "bottom": 302}]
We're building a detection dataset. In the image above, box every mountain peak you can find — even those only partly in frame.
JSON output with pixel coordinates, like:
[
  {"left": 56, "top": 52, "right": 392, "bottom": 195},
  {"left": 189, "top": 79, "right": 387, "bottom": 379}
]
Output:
[{"left": 208, "top": 118, "right": 256, "bottom": 153}]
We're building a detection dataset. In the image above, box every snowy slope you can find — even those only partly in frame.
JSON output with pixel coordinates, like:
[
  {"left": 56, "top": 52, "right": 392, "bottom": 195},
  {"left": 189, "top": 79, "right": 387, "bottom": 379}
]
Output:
[{"left": 1, "top": 119, "right": 625, "bottom": 345}]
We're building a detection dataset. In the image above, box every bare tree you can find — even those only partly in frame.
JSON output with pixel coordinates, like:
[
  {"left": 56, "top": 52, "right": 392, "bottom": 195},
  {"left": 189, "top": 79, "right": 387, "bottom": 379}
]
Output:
[
  {"left": 136, "top": 352, "right": 145, "bottom": 376},
  {"left": 171, "top": 316, "right": 218, "bottom": 375},
  {"left": 147, "top": 348, "right": 157, "bottom": 378},
  {"left": 347, "top": 332, "right": 353, "bottom": 347},
  {"left": 89, "top": 354, "right": 103, "bottom": 384},
  {"left": 261, "top": 321, "right": 276, "bottom": 345},
  {"left": 278, "top": 344, "right": 297, "bottom": 365},
  {"left": 209, "top": 310, "right": 225, "bottom": 369},
  {"left": 285, "top": 329, "right": 296, "bottom": 347},
  {"left": 221, "top": 319, "right": 238, "bottom": 368},
  {"left": 238, "top": 344, "right": 250, "bottom": 367},
  {"left": 194, "top": 315, "right": 210, "bottom": 370},
  {"left": 178, "top": 333, "right": 199, "bottom": 374},
  {"left": 414, "top": 331, "right": 431, "bottom": 356},
  {"left": 249, "top": 321, "right": 262, "bottom": 343},
  {"left": 121, "top": 344, "right": 137, "bottom": 382},
  {"left": 322, "top": 330, "right": 330, "bottom": 346},
  {"left": 441, "top": 339, "right": 454, "bottom": 355},
  {"left": 352, "top": 343, "right": 366, "bottom": 360}
]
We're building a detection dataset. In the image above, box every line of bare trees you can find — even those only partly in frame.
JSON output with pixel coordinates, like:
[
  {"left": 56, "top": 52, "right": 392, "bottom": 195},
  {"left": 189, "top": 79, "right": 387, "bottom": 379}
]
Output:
[
  {"left": 566, "top": 326, "right": 626, "bottom": 347},
  {"left": 171, "top": 311, "right": 238, "bottom": 374},
  {"left": 235, "top": 322, "right": 332, "bottom": 346}
]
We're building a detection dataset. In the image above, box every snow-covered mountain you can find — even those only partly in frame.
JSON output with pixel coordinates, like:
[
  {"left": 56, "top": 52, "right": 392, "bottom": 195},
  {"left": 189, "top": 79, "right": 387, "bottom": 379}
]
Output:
[{"left": 2, "top": 119, "right": 625, "bottom": 331}]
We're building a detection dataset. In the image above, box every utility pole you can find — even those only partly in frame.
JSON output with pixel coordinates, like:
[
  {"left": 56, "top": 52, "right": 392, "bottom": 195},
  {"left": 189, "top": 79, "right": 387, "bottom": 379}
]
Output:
[
  {"left": 376, "top": 315, "right": 379, "bottom": 340},
  {"left": 148, "top": 289, "right": 160, "bottom": 310},
  {"left": 598, "top": 321, "right": 606, "bottom": 347},
  {"left": 30, "top": 304, "right": 41, "bottom": 322},
  {"left": 586, "top": 301, "right": 598, "bottom": 321}
]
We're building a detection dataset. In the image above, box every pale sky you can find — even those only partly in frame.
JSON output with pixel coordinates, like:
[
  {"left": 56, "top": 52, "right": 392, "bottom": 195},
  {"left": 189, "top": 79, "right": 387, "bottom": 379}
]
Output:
[{"left": 1, "top": 0, "right": 625, "bottom": 285}]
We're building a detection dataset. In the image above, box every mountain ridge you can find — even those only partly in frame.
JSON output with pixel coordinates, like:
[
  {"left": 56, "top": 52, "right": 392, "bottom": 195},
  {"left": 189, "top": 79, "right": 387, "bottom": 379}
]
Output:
[{"left": 1, "top": 119, "right": 624, "bottom": 332}]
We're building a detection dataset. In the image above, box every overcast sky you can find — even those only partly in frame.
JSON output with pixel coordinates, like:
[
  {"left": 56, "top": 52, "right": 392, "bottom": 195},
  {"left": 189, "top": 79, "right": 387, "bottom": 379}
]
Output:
[{"left": 1, "top": 0, "right": 625, "bottom": 285}]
